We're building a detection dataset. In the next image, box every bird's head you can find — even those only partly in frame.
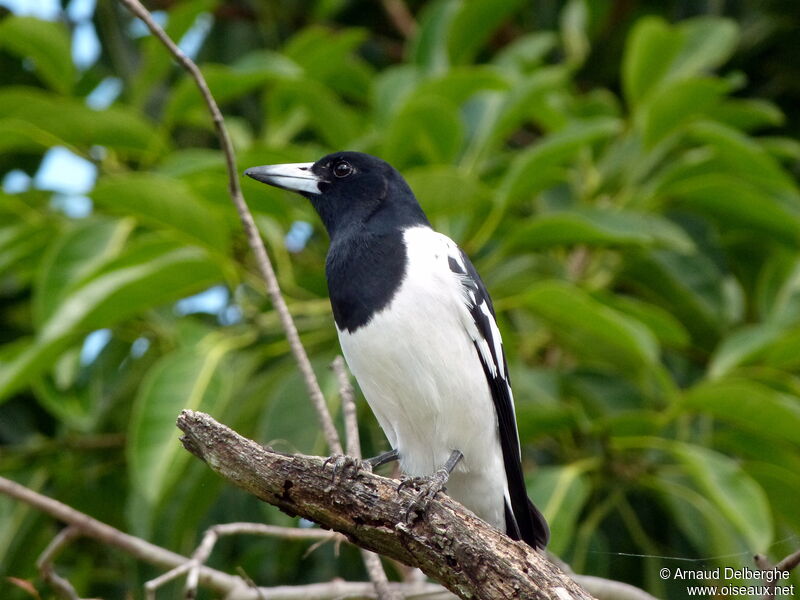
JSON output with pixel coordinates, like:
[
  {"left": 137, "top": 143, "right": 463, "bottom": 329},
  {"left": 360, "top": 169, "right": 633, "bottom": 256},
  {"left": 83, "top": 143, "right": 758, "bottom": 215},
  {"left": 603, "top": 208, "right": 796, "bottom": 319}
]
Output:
[{"left": 245, "top": 151, "right": 427, "bottom": 239}]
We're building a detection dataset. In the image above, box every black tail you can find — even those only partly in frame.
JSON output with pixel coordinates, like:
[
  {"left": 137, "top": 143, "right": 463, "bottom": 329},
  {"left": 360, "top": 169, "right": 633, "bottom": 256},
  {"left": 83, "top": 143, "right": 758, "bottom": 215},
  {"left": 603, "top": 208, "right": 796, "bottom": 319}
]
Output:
[{"left": 505, "top": 493, "right": 550, "bottom": 550}]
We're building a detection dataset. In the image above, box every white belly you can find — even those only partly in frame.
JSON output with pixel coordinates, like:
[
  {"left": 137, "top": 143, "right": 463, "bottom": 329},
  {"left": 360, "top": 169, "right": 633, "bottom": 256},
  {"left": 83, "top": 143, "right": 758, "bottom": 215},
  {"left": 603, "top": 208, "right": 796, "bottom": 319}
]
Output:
[{"left": 336, "top": 228, "right": 508, "bottom": 528}]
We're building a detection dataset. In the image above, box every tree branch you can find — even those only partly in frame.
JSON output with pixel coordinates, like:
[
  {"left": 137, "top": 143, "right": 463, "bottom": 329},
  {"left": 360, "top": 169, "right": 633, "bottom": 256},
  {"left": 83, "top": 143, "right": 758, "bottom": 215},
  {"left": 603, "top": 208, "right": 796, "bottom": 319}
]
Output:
[
  {"left": 117, "top": 0, "right": 342, "bottom": 456},
  {"left": 332, "top": 356, "right": 400, "bottom": 600},
  {"left": 0, "top": 475, "right": 252, "bottom": 598},
  {"left": 177, "top": 410, "right": 597, "bottom": 600}
]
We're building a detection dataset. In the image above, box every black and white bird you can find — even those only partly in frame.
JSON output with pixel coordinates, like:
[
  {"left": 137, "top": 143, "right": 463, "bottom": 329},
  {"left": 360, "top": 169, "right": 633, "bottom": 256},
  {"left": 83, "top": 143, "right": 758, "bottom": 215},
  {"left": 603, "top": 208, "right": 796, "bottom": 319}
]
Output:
[{"left": 245, "top": 151, "right": 549, "bottom": 549}]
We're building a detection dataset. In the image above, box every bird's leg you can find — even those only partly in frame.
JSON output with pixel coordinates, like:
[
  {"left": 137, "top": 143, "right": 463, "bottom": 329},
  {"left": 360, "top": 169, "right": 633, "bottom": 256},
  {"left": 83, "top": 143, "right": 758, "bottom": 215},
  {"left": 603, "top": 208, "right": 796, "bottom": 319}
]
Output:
[
  {"left": 398, "top": 449, "right": 463, "bottom": 520},
  {"left": 365, "top": 448, "right": 399, "bottom": 470},
  {"left": 323, "top": 448, "right": 399, "bottom": 482}
]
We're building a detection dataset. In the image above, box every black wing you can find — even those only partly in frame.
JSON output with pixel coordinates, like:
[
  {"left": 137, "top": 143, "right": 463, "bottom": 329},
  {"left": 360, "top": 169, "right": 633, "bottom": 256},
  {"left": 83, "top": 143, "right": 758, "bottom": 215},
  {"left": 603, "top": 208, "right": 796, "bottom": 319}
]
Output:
[{"left": 448, "top": 251, "right": 550, "bottom": 549}]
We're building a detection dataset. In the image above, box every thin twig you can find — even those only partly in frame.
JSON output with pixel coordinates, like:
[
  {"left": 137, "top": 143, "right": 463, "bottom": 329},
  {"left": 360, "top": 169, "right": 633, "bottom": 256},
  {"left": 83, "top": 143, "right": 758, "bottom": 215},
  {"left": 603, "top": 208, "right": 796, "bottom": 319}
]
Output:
[
  {"left": 381, "top": 0, "right": 417, "bottom": 37},
  {"left": 36, "top": 526, "right": 82, "bottom": 600},
  {"left": 0, "top": 475, "right": 251, "bottom": 598},
  {"left": 759, "top": 549, "right": 800, "bottom": 600},
  {"left": 177, "top": 410, "right": 599, "bottom": 600},
  {"left": 184, "top": 523, "right": 343, "bottom": 598},
  {"left": 332, "top": 356, "right": 400, "bottom": 600},
  {"left": 117, "top": 0, "right": 342, "bottom": 456},
  {"left": 332, "top": 356, "right": 361, "bottom": 459},
  {"left": 145, "top": 561, "right": 195, "bottom": 600}
]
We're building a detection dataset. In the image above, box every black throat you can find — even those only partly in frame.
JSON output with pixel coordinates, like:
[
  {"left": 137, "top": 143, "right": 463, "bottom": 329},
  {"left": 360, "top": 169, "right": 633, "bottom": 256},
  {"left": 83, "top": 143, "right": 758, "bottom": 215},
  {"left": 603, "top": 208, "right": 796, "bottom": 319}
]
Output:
[
  {"left": 324, "top": 195, "right": 430, "bottom": 333},
  {"left": 325, "top": 225, "right": 409, "bottom": 333}
]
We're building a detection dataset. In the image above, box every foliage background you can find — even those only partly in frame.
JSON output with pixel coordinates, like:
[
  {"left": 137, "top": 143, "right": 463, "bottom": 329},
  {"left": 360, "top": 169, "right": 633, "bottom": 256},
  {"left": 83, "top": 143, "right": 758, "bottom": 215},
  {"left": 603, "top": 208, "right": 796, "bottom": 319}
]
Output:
[{"left": 1, "top": 0, "right": 800, "bottom": 598}]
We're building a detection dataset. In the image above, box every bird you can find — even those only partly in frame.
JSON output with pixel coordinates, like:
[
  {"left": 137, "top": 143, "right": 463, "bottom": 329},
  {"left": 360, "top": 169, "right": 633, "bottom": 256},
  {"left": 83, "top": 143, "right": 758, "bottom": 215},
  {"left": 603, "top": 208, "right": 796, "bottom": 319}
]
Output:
[{"left": 245, "top": 151, "right": 549, "bottom": 549}]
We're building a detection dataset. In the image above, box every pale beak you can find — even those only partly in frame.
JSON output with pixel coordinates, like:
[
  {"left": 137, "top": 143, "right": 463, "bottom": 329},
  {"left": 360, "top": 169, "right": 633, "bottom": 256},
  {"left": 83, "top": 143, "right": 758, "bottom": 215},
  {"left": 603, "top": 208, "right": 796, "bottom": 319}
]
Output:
[{"left": 244, "top": 162, "right": 321, "bottom": 195}]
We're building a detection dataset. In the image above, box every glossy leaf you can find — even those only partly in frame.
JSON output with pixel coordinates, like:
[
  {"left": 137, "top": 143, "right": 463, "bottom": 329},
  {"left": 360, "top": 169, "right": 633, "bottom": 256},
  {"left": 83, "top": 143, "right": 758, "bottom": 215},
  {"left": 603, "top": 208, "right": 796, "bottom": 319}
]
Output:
[
  {"left": 0, "top": 241, "right": 223, "bottom": 402},
  {"left": 91, "top": 174, "right": 231, "bottom": 252},
  {"left": 0, "top": 17, "right": 74, "bottom": 94},
  {"left": 682, "top": 379, "right": 800, "bottom": 446},
  {"left": 128, "top": 341, "right": 235, "bottom": 505},
  {"left": 382, "top": 96, "right": 464, "bottom": 167},
  {"left": 668, "top": 442, "right": 772, "bottom": 551},
  {"left": 528, "top": 463, "right": 592, "bottom": 556},
  {"left": 522, "top": 280, "right": 659, "bottom": 371},
  {"left": 508, "top": 207, "right": 693, "bottom": 252},
  {"left": 447, "top": 0, "right": 527, "bottom": 65},
  {"left": 0, "top": 87, "right": 165, "bottom": 156},
  {"left": 33, "top": 218, "right": 135, "bottom": 327}
]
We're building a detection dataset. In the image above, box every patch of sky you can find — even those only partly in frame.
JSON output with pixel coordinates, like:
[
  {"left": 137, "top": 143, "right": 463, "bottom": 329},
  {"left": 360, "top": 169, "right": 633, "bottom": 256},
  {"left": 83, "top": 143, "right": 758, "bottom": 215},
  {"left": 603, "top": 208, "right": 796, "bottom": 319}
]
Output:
[
  {"left": 0, "top": 0, "right": 61, "bottom": 20},
  {"left": 35, "top": 146, "right": 96, "bottom": 193},
  {"left": 130, "top": 337, "right": 151, "bottom": 359},
  {"left": 34, "top": 147, "right": 97, "bottom": 218},
  {"left": 2, "top": 170, "right": 31, "bottom": 194},
  {"left": 80, "top": 328, "right": 111, "bottom": 366},
  {"left": 72, "top": 20, "right": 101, "bottom": 69},
  {"left": 68, "top": 0, "right": 100, "bottom": 70},
  {"left": 179, "top": 12, "right": 213, "bottom": 60},
  {"left": 219, "top": 304, "right": 243, "bottom": 326},
  {"left": 175, "top": 285, "right": 230, "bottom": 316},
  {"left": 129, "top": 10, "right": 167, "bottom": 37},
  {"left": 86, "top": 77, "right": 123, "bottom": 110},
  {"left": 285, "top": 221, "right": 314, "bottom": 253},
  {"left": 66, "top": 0, "right": 95, "bottom": 21},
  {"left": 51, "top": 194, "right": 93, "bottom": 217}
]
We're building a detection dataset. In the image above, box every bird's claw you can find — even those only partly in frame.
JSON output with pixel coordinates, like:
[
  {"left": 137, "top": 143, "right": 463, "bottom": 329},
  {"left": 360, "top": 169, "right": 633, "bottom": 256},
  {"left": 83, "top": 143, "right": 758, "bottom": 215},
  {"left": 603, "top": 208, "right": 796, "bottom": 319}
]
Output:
[
  {"left": 323, "top": 454, "right": 372, "bottom": 484},
  {"left": 397, "top": 468, "right": 449, "bottom": 522}
]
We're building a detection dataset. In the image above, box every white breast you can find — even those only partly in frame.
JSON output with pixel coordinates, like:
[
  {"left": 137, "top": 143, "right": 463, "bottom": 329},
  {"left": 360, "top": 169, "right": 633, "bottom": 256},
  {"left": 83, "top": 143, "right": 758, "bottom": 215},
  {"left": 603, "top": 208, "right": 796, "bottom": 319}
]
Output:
[{"left": 337, "top": 226, "right": 508, "bottom": 529}]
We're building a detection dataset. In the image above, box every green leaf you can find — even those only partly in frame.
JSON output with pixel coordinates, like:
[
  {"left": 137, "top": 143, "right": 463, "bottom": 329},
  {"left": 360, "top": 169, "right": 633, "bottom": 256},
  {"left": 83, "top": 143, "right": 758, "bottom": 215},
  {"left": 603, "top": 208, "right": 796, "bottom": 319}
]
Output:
[
  {"left": 0, "top": 241, "right": 224, "bottom": 403},
  {"left": 686, "top": 121, "right": 798, "bottom": 195},
  {"left": 623, "top": 17, "right": 738, "bottom": 107},
  {"left": 682, "top": 379, "right": 800, "bottom": 446},
  {"left": 619, "top": 438, "right": 773, "bottom": 551},
  {"left": 414, "top": 67, "right": 510, "bottom": 107},
  {"left": 493, "top": 32, "right": 558, "bottom": 71},
  {"left": 755, "top": 251, "right": 800, "bottom": 324},
  {"left": 662, "top": 174, "right": 800, "bottom": 248},
  {"left": 507, "top": 207, "right": 693, "bottom": 252},
  {"left": 669, "top": 18, "right": 738, "bottom": 84},
  {"left": 0, "top": 118, "right": 64, "bottom": 154},
  {"left": 623, "top": 17, "right": 682, "bottom": 106},
  {"left": 129, "top": 0, "right": 218, "bottom": 108},
  {"left": 283, "top": 27, "right": 372, "bottom": 100},
  {"left": 522, "top": 280, "right": 659, "bottom": 371},
  {"left": 268, "top": 79, "right": 363, "bottom": 148},
  {"left": 640, "top": 77, "right": 729, "bottom": 147},
  {"left": 165, "top": 63, "right": 294, "bottom": 127},
  {"left": 707, "top": 323, "right": 785, "bottom": 379},
  {"left": 668, "top": 442, "right": 772, "bottom": 551},
  {"left": 447, "top": 0, "right": 527, "bottom": 65},
  {"left": 0, "top": 16, "right": 75, "bottom": 94},
  {"left": 128, "top": 340, "right": 237, "bottom": 505},
  {"left": 500, "top": 117, "right": 621, "bottom": 203},
  {"left": 528, "top": 463, "right": 592, "bottom": 556},
  {"left": 382, "top": 96, "right": 464, "bottom": 167},
  {"left": 622, "top": 250, "right": 728, "bottom": 347},
  {"left": 91, "top": 174, "right": 231, "bottom": 252},
  {"left": 409, "top": 0, "right": 460, "bottom": 74},
  {"left": 404, "top": 165, "right": 491, "bottom": 219},
  {"left": 0, "top": 87, "right": 165, "bottom": 157},
  {"left": 33, "top": 218, "right": 135, "bottom": 327},
  {"left": 652, "top": 473, "right": 748, "bottom": 557},
  {"left": 559, "top": 0, "right": 590, "bottom": 67},
  {"left": 598, "top": 295, "right": 690, "bottom": 350}
]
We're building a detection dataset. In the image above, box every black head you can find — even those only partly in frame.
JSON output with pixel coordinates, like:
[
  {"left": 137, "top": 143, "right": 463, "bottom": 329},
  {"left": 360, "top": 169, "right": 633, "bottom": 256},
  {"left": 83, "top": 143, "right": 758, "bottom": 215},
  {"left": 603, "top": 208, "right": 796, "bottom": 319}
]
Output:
[{"left": 245, "top": 151, "right": 429, "bottom": 239}]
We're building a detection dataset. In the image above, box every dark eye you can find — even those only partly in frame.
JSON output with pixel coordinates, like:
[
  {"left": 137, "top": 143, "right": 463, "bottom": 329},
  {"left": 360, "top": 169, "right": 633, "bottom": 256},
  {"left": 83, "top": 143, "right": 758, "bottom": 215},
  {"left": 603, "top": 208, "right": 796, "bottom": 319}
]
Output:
[{"left": 332, "top": 161, "right": 353, "bottom": 178}]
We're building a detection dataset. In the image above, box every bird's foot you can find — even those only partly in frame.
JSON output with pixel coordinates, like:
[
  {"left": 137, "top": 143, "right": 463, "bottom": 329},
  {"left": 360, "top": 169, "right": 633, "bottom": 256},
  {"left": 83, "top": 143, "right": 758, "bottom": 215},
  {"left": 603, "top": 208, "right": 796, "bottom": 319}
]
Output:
[
  {"left": 397, "top": 468, "right": 450, "bottom": 522},
  {"left": 323, "top": 454, "right": 372, "bottom": 484}
]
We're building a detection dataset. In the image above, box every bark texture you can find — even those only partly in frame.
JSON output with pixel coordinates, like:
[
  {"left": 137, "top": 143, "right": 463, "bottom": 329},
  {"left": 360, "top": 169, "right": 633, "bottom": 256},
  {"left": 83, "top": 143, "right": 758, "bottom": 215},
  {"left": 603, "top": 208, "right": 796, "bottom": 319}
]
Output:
[{"left": 177, "top": 410, "right": 596, "bottom": 600}]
